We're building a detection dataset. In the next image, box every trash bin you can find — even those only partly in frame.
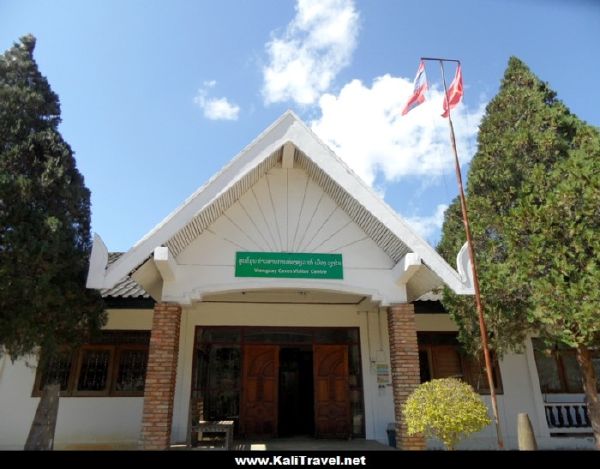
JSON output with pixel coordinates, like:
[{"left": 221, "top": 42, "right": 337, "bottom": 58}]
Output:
[{"left": 386, "top": 423, "right": 396, "bottom": 447}]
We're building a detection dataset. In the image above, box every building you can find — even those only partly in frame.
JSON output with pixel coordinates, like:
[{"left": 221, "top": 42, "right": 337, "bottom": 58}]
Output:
[{"left": 0, "top": 111, "right": 595, "bottom": 450}]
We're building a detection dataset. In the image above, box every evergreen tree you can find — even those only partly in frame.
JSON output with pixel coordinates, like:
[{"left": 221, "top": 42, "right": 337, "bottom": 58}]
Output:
[
  {"left": 438, "top": 56, "right": 578, "bottom": 355},
  {"left": 437, "top": 57, "right": 600, "bottom": 447},
  {"left": 0, "top": 35, "right": 105, "bottom": 449},
  {"left": 505, "top": 125, "right": 600, "bottom": 447}
]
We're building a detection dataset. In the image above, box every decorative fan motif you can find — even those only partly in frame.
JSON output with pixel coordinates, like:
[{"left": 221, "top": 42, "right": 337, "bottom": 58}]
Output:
[{"left": 203, "top": 167, "right": 370, "bottom": 254}]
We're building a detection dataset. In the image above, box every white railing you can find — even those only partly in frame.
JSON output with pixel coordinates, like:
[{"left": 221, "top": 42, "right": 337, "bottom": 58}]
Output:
[{"left": 544, "top": 403, "right": 592, "bottom": 434}]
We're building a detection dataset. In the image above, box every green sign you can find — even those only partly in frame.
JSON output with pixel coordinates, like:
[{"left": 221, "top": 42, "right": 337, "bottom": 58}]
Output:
[{"left": 235, "top": 252, "right": 343, "bottom": 279}]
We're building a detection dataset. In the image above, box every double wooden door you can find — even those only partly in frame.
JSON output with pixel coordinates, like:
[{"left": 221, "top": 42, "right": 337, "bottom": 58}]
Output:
[{"left": 240, "top": 344, "right": 350, "bottom": 438}]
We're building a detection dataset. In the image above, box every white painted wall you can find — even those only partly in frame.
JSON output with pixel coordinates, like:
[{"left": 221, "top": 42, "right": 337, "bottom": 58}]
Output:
[
  {"left": 2, "top": 306, "right": 595, "bottom": 449},
  {"left": 0, "top": 353, "right": 39, "bottom": 449},
  {"left": 0, "top": 309, "right": 152, "bottom": 450}
]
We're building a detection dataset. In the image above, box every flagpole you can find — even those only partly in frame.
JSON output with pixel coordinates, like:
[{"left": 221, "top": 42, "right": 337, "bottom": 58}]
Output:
[{"left": 432, "top": 58, "right": 505, "bottom": 449}]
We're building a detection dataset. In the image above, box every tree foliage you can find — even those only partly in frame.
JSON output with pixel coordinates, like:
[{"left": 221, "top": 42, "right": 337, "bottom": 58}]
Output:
[
  {"left": 403, "top": 378, "right": 491, "bottom": 450},
  {"left": 437, "top": 57, "right": 581, "bottom": 356},
  {"left": 505, "top": 124, "right": 600, "bottom": 447},
  {"left": 438, "top": 56, "right": 600, "bottom": 447},
  {"left": 505, "top": 126, "right": 600, "bottom": 349},
  {"left": 0, "top": 35, "right": 105, "bottom": 365}
]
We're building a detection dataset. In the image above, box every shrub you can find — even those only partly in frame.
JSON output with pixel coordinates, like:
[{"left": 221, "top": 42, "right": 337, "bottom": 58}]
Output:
[{"left": 402, "top": 378, "right": 491, "bottom": 450}]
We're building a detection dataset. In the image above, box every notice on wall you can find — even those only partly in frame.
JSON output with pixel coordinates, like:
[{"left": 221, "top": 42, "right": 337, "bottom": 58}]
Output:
[
  {"left": 235, "top": 252, "right": 343, "bottom": 279},
  {"left": 376, "top": 364, "right": 390, "bottom": 385}
]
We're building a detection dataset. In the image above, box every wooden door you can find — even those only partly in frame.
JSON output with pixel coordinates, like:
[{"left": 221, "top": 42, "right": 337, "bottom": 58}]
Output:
[
  {"left": 241, "top": 345, "right": 279, "bottom": 437},
  {"left": 314, "top": 345, "right": 350, "bottom": 438}
]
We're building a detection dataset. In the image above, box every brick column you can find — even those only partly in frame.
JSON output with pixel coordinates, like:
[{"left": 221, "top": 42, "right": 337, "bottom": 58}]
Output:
[
  {"left": 387, "top": 303, "right": 426, "bottom": 450},
  {"left": 140, "top": 302, "right": 182, "bottom": 450}
]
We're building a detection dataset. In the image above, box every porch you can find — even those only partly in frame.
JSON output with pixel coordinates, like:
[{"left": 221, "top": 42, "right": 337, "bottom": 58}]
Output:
[{"left": 141, "top": 298, "right": 425, "bottom": 450}]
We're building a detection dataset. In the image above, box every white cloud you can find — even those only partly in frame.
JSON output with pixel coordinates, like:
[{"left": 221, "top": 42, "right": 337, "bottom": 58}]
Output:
[
  {"left": 194, "top": 81, "right": 240, "bottom": 121},
  {"left": 262, "top": 0, "right": 359, "bottom": 106},
  {"left": 202, "top": 98, "right": 240, "bottom": 121},
  {"left": 310, "top": 74, "right": 486, "bottom": 187},
  {"left": 404, "top": 204, "right": 449, "bottom": 242}
]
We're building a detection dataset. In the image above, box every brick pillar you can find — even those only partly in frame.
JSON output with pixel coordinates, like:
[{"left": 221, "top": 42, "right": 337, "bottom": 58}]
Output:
[
  {"left": 387, "top": 303, "right": 426, "bottom": 450},
  {"left": 140, "top": 302, "right": 182, "bottom": 450}
]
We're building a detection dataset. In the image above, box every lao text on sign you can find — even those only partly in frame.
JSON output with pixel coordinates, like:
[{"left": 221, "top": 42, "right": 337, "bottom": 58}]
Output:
[{"left": 235, "top": 252, "right": 343, "bottom": 280}]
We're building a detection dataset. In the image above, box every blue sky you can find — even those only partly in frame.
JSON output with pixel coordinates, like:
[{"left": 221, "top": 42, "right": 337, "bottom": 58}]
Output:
[{"left": 1, "top": 0, "right": 599, "bottom": 252}]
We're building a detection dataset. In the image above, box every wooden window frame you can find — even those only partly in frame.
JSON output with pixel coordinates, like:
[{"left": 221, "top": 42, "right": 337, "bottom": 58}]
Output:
[
  {"left": 461, "top": 351, "right": 503, "bottom": 395},
  {"left": 418, "top": 336, "right": 503, "bottom": 395},
  {"left": 32, "top": 350, "right": 78, "bottom": 397},
  {"left": 111, "top": 344, "right": 149, "bottom": 397},
  {"left": 532, "top": 341, "right": 600, "bottom": 394},
  {"left": 552, "top": 349, "right": 600, "bottom": 394},
  {"left": 556, "top": 350, "right": 580, "bottom": 394},
  {"left": 32, "top": 332, "right": 149, "bottom": 398},
  {"left": 72, "top": 345, "right": 115, "bottom": 397}
]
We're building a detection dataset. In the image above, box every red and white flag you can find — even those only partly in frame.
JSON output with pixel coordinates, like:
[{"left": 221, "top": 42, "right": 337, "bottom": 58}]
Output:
[
  {"left": 401, "top": 60, "right": 428, "bottom": 115},
  {"left": 441, "top": 64, "right": 463, "bottom": 118}
]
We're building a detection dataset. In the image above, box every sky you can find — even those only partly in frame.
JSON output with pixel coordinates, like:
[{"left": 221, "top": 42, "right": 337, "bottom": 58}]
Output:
[{"left": 1, "top": 0, "right": 599, "bottom": 253}]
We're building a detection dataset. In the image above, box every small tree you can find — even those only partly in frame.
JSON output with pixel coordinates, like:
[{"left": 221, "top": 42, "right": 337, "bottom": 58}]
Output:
[
  {"left": 0, "top": 35, "right": 105, "bottom": 449},
  {"left": 403, "top": 378, "right": 491, "bottom": 450}
]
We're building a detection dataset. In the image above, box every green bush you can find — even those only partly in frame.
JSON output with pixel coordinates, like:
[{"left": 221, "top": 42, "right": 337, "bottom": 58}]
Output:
[{"left": 402, "top": 378, "right": 491, "bottom": 450}]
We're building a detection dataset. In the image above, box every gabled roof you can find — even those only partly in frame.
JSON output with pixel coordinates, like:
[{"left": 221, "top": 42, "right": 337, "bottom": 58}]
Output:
[{"left": 87, "top": 110, "right": 473, "bottom": 298}]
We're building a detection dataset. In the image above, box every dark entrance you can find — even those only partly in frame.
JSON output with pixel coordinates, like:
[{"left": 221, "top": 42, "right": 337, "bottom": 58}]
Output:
[
  {"left": 192, "top": 326, "right": 365, "bottom": 439},
  {"left": 278, "top": 347, "right": 314, "bottom": 436}
]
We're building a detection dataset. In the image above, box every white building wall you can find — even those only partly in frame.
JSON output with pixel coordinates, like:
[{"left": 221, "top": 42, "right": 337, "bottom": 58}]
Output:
[
  {"left": 0, "top": 309, "right": 153, "bottom": 450},
  {"left": 1, "top": 308, "right": 595, "bottom": 449},
  {"left": 0, "top": 354, "right": 39, "bottom": 449}
]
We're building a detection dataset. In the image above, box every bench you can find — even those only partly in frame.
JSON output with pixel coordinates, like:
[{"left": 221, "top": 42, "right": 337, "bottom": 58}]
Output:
[{"left": 190, "top": 420, "right": 234, "bottom": 450}]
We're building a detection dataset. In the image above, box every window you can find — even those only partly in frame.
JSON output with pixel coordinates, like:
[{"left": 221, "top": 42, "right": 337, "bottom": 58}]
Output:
[
  {"left": 33, "top": 330, "right": 150, "bottom": 397},
  {"left": 417, "top": 332, "right": 503, "bottom": 394},
  {"left": 462, "top": 352, "right": 503, "bottom": 394},
  {"left": 38, "top": 352, "right": 73, "bottom": 392},
  {"left": 75, "top": 345, "right": 113, "bottom": 395},
  {"left": 532, "top": 338, "right": 600, "bottom": 394}
]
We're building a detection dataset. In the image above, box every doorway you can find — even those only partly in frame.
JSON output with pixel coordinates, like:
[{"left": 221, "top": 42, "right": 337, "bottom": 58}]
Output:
[
  {"left": 278, "top": 347, "right": 314, "bottom": 436},
  {"left": 193, "top": 326, "right": 364, "bottom": 439}
]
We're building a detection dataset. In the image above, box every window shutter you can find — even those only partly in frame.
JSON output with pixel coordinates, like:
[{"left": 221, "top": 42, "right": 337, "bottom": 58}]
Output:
[{"left": 431, "top": 346, "right": 463, "bottom": 379}]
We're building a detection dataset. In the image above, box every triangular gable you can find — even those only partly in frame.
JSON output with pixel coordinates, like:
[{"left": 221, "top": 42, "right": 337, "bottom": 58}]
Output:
[
  {"left": 87, "top": 110, "right": 473, "bottom": 298},
  {"left": 176, "top": 165, "right": 395, "bottom": 270}
]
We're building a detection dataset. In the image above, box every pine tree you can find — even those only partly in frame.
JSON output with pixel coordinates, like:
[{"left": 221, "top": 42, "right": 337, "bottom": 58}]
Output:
[
  {"left": 0, "top": 35, "right": 105, "bottom": 449},
  {"left": 437, "top": 56, "right": 600, "bottom": 447}
]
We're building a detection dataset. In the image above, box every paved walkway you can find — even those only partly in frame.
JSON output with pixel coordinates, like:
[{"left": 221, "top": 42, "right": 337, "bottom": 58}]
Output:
[
  {"left": 173, "top": 435, "right": 396, "bottom": 451},
  {"left": 235, "top": 436, "right": 396, "bottom": 451}
]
